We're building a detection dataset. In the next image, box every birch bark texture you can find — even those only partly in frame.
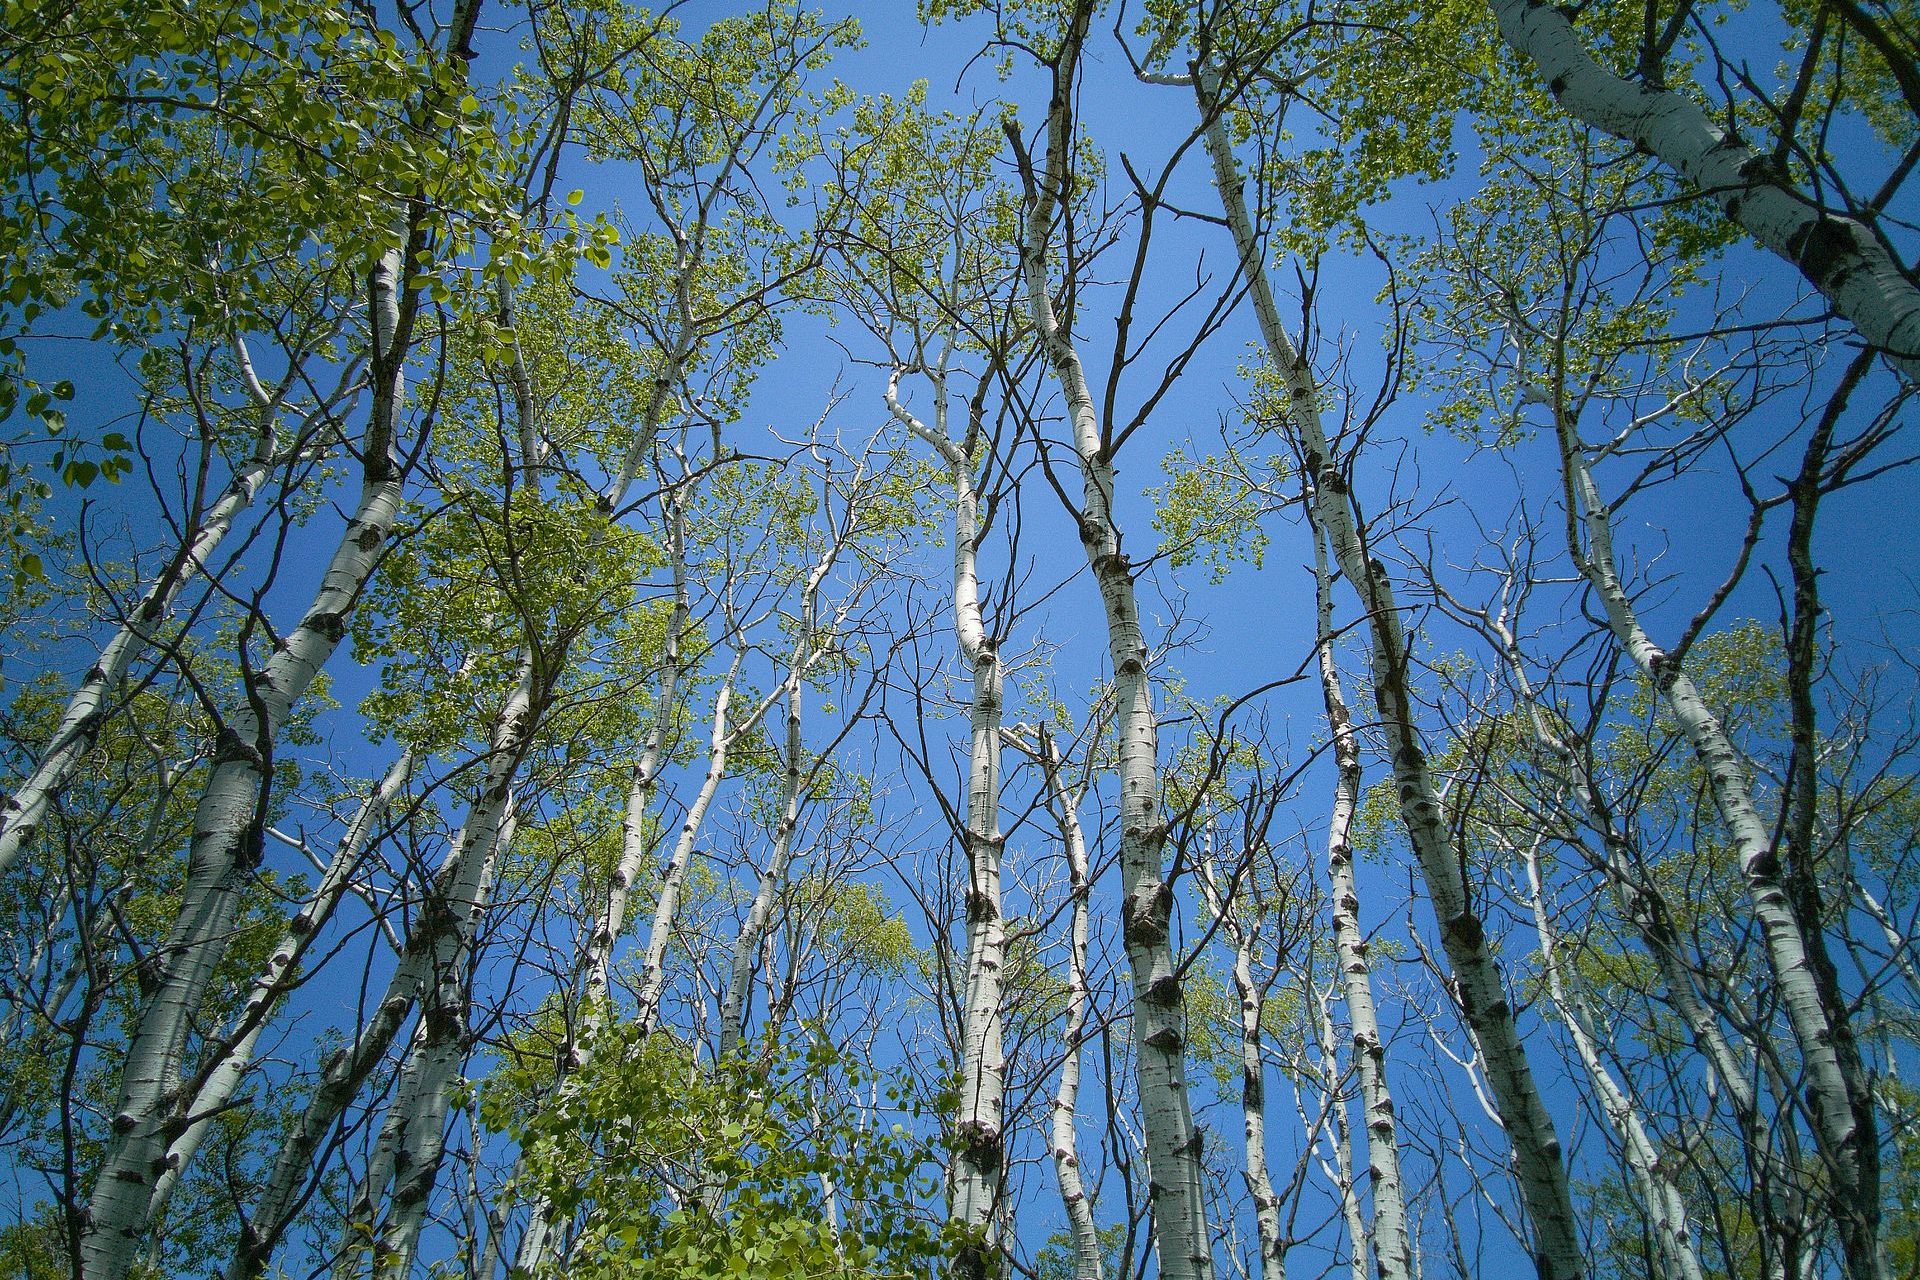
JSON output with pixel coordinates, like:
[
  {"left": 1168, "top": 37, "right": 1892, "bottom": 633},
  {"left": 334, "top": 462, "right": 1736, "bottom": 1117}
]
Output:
[
  {"left": 1187, "top": 61, "right": 1585, "bottom": 1279},
  {"left": 81, "top": 239, "right": 424, "bottom": 1280},
  {"left": 1036, "top": 724, "right": 1105, "bottom": 1280},
  {"left": 1488, "top": 0, "right": 1920, "bottom": 379},
  {"left": 891, "top": 362, "right": 1008, "bottom": 1272},
  {"left": 1309, "top": 522, "right": 1412, "bottom": 1280},
  {"left": 1549, "top": 400, "right": 1884, "bottom": 1280},
  {"left": 1009, "top": 7, "right": 1215, "bottom": 1276}
]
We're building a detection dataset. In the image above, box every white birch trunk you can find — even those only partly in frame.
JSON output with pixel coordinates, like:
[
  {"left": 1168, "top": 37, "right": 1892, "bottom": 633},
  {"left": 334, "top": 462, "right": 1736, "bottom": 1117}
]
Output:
[
  {"left": 1519, "top": 835, "right": 1705, "bottom": 1280},
  {"left": 367, "top": 810, "right": 505, "bottom": 1280},
  {"left": 142, "top": 750, "right": 415, "bottom": 1234},
  {"left": 891, "top": 364, "right": 1008, "bottom": 1271},
  {"left": 0, "top": 439, "right": 271, "bottom": 878},
  {"left": 1310, "top": 522, "right": 1413, "bottom": 1280},
  {"left": 1488, "top": 0, "right": 1920, "bottom": 380},
  {"left": 1012, "top": 15, "right": 1214, "bottom": 1275},
  {"left": 1037, "top": 726, "right": 1104, "bottom": 1280},
  {"left": 1549, "top": 408, "right": 1878, "bottom": 1277},
  {"left": 1190, "top": 60, "right": 1582, "bottom": 1277},
  {"left": 717, "top": 642, "right": 811, "bottom": 1061},
  {"left": 227, "top": 654, "right": 535, "bottom": 1280},
  {"left": 82, "top": 247, "right": 415, "bottom": 1280}
]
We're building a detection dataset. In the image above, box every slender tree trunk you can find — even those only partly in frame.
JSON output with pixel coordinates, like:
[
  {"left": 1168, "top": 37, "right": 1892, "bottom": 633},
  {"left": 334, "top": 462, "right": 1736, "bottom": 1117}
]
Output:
[
  {"left": 1550, "top": 403, "right": 1881, "bottom": 1280},
  {"left": 1010, "top": 15, "right": 1214, "bottom": 1275},
  {"left": 368, "top": 810, "right": 505, "bottom": 1280},
  {"left": 1780, "top": 358, "right": 1884, "bottom": 1280},
  {"left": 1518, "top": 833, "right": 1705, "bottom": 1280},
  {"left": 1309, "top": 521, "right": 1414, "bottom": 1280},
  {"left": 143, "top": 750, "right": 414, "bottom": 1234},
  {"left": 1037, "top": 725, "right": 1104, "bottom": 1280},
  {"left": 1186, "top": 59, "right": 1581, "bottom": 1276},
  {"left": 718, "top": 643, "right": 809, "bottom": 1061},
  {"left": 1487, "top": 0, "right": 1920, "bottom": 379},
  {"left": 1, "top": 427, "right": 274, "bottom": 879},
  {"left": 579, "top": 489, "right": 692, "bottom": 1040},
  {"left": 892, "top": 364, "right": 1007, "bottom": 1273},
  {"left": 228, "top": 653, "right": 536, "bottom": 1280},
  {"left": 1226, "top": 896, "right": 1284, "bottom": 1280}
]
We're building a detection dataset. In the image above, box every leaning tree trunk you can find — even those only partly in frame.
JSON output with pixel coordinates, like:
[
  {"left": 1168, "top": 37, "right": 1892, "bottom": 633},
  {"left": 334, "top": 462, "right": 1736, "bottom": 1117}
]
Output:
[
  {"left": 1309, "top": 521, "right": 1413, "bottom": 1280},
  {"left": 83, "top": 243, "right": 421, "bottom": 1280},
  {"left": 1518, "top": 832, "right": 1706, "bottom": 1280},
  {"left": 144, "top": 750, "right": 415, "bottom": 1235},
  {"left": 1487, "top": 0, "right": 1920, "bottom": 381},
  {"left": 1010, "top": 13, "right": 1214, "bottom": 1277},
  {"left": 1191, "top": 61, "right": 1582, "bottom": 1278},
  {"left": 1550, "top": 400, "right": 1882, "bottom": 1280},
  {"left": 227, "top": 652, "right": 538, "bottom": 1280},
  {"left": 1478, "top": 596, "right": 1814, "bottom": 1270},
  {"left": 0, "top": 333, "right": 335, "bottom": 879},
  {"left": 892, "top": 363, "right": 1008, "bottom": 1275},
  {"left": 366, "top": 804, "right": 508, "bottom": 1280}
]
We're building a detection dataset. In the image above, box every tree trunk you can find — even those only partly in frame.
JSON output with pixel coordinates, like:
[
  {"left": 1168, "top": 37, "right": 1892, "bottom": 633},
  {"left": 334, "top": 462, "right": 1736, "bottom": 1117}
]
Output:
[
  {"left": 893, "top": 364, "right": 1007, "bottom": 1273},
  {"left": 1038, "top": 726, "right": 1104, "bottom": 1280},
  {"left": 1488, "top": 0, "right": 1920, "bottom": 380},
  {"left": 1011, "top": 13, "right": 1215, "bottom": 1276},
  {"left": 1519, "top": 833, "right": 1705, "bottom": 1280},
  {"left": 82, "top": 246, "right": 417, "bottom": 1280},
  {"left": 1309, "top": 521, "right": 1413, "bottom": 1280},
  {"left": 144, "top": 750, "right": 414, "bottom": 1234},
  {"left": 1550, "top": 402, "right": 1881, "bottom": 1280}
]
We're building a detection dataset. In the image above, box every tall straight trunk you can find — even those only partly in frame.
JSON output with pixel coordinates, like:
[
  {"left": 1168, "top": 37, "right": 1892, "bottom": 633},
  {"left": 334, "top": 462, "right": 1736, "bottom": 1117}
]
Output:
[
  {"left": 1037, "top": 726, "right": 1103, "bottom": 1280},
  {"left": 1010, "top": 13, "right": 1214, "bottom": 1276},
  {"left": 82, "top": 245, "right": 419, "bottom": 1280},
  {"left": 1188, "top": 62, "right": 1582, "bottom": 1278},
  {"left": 579, "top": 488, "right": 692, "bottom": 1039},
  {"left": 1487, "top": 0, "right": 1920, "bottom": 380},
  {"left": 328, "top": 800, "right": 509, "bottom": 1280},
  {"left": 1309, "top": 523, "right": 1413, "bottom": 1280},
  {"left": 717, "top": 629, "right": 811, "bottom": 1061},
  {"left": 1311, "top": 994, "right": 1366, "bottom": 1280},
  {"left": 1194, "top": 861, "right": 1283, "bottom": 1280},
  {"left": 891, "top": 364, "right": 1007, "bottom": 1272},
  {"left": 143, "top": 750, "right": 415, "bottom": 1233},
  {"left": 1549, "top": 402, "right": 1881, "bottom": 1280},
  {"left": 1519, "top": 834, "right": 1705, "bottom": 1280},
  {"left": 512, "top": 655, "right": 777, "bottom": 1278}
]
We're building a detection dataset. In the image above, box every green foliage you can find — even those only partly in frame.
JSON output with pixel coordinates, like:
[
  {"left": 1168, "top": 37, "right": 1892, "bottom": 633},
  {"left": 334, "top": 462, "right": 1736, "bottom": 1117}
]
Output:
[
  {"left": 1149, "top": 446, "right": 1275, "bottom": 584},
  {"left": 493, "top": 1026, "right": 946, "bottom": 1280}
]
